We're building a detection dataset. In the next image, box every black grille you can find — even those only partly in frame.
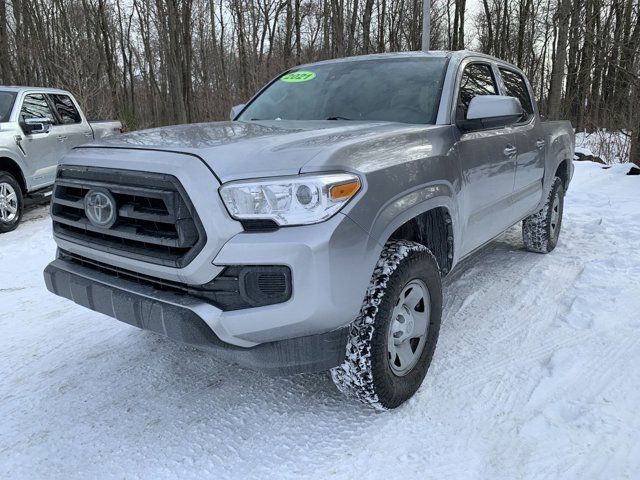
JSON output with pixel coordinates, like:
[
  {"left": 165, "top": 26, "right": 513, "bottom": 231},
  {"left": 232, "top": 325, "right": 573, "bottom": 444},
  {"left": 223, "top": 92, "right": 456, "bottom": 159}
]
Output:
[
  {"left": 257, "top": 274, "right": 287, "bottom": 294},
  {"left": 241, "top": 219, "right": 280, "bottom": 232},
  {"left": 51, "top": 166, "right": 206, "bottom": 268},
  {"left": 58, "top": 250, "right": 292, "bottom": 311}
]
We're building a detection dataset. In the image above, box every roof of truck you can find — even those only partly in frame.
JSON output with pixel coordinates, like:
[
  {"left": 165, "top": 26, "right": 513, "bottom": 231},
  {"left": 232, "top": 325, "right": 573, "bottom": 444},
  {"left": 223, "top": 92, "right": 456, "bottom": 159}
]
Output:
[
  {"left": 0, "top": 86, "right": 70, "bottom": 94},
  {"left": 296, "top": 50, "right": 519, "bottom": 70}
]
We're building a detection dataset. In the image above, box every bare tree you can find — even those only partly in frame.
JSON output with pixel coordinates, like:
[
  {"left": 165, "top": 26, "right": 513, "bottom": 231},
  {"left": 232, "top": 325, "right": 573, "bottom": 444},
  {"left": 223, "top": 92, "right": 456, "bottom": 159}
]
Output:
[{"left": 0, "top": 0, "right": 637, "bottom": 166}]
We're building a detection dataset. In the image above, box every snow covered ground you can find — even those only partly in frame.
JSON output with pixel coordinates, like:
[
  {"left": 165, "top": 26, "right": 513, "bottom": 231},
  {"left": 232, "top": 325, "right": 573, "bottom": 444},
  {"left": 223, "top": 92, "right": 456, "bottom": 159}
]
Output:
[{"left": 1, "top": 162, "right": 639, "bottom": 479}]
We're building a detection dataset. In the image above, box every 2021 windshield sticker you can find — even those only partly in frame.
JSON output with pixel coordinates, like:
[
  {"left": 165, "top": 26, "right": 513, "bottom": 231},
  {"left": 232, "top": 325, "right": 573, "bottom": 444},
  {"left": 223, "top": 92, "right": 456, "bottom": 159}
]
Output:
[{"left": 281, "top": 71, "right": 316, "bottom": 83}]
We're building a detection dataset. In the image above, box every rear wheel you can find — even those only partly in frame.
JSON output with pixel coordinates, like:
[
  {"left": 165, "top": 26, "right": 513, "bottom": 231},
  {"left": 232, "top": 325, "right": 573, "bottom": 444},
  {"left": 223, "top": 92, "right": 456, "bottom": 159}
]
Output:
[
  {"left": 522, "top": 176, "right": 564, "bottom": 253},
  {"left": 0, "top": 173, "right": 23, "bottom": 233},
  {"left": 331, "top": 240, "right": 442, "bottom": 410}
]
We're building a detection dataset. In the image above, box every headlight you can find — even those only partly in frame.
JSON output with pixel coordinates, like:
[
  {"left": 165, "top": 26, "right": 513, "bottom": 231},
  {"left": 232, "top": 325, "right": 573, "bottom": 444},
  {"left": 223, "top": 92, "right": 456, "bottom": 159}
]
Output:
[{"left": 219, "top": 173, "right": 361, "bottom": 226}]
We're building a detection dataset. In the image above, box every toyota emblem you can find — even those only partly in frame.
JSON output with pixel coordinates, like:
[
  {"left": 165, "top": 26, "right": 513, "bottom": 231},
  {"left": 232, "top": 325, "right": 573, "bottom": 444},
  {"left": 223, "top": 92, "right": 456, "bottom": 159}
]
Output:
[{"left": 84, "top": 189, "right": 117, "bottom": 228}]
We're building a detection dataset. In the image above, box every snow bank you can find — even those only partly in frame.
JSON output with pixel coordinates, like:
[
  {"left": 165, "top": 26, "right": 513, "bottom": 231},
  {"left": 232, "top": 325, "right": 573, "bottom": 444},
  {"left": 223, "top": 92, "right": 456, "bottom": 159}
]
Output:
[
  {"left": 575, "top": 130, "right": 631, "bottom": 164},
  {"left": 1, "top": 163, "right": 639, "bottom": 479}
]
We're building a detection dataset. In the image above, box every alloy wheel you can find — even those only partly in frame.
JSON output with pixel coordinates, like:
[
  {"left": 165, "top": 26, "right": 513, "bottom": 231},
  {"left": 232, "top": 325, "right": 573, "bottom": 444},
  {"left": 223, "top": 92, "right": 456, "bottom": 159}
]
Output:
[{"left": 0, "top": 182, "right": 18, "bottom": 223}]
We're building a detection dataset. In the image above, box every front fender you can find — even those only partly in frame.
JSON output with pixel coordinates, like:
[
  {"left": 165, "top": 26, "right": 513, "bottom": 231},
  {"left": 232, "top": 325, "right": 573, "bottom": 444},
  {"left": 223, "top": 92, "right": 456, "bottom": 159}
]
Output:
[{"left": 357, "top": 182, "right": 460, "bottom": 265}]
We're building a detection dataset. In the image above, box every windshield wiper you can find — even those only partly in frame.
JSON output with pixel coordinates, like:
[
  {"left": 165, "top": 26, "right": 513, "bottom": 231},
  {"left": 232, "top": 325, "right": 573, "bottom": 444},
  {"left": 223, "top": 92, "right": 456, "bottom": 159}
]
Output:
[{"left": 326, "top": 116, "right": 352, "bottom": 121}]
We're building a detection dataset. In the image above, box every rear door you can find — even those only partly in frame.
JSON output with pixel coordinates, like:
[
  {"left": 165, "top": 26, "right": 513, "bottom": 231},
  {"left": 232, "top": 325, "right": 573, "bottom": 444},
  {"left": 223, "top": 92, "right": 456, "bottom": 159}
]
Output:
[
  {"left": 497, "top": 67, "right": 545, "bottom": 221},
  {"left": 47, "top": 93, "right": 93, "bottom": 150},
  {"left": 17, "top": 93, "right": 61, "bottom": 186},
  {"left": 454, "top": 62, "right": 518, "bottom": 256}
]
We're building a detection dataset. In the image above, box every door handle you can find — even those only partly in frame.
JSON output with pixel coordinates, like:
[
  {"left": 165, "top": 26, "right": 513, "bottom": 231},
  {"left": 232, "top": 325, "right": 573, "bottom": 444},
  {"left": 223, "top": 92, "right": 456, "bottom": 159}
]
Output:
[
  {"left": 536, "top": 138, "right": 546, "bottom": 149},
  {"left": 57, "top": 135, "right": 68, "bottom": 142},
  {"left": 503, "top": 144, "right": 518, "bottom": 157}
]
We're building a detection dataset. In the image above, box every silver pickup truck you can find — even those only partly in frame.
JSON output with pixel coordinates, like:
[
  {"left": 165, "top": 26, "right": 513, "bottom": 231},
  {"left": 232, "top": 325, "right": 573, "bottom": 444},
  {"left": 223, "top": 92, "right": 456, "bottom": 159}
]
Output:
[
  {"left": 0, "top": 87, "right": 122, "bottom": 231},
  {"left": 44, "top": 51, "right": 574, "bottom": 409}
]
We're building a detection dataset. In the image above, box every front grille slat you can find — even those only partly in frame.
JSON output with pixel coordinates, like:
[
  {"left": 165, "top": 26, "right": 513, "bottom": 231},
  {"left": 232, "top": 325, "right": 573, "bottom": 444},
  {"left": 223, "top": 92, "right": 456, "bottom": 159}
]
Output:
[
  {"left": 51, "top": 213, "right": 184, "bottom": 247},
  {"left": 51, "top": 166, "right": 206, "bottom": 268},
  {"left": 117, "top": 204, "right": 176, "bottom": 224},
  {"left": 55, "top": 178, "right": 175, "bottom": 203},
  {"left": 51, "top": 196, "right": 84, "bottom": 209}
]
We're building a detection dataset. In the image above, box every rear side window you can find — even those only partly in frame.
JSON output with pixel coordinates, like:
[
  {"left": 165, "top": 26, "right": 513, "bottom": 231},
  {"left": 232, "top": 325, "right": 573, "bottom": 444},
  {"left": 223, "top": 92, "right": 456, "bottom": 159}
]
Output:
[
  {"left": 457, "top": 63, "right": 498, "bottom": 120},
  {"left": 20, "top": 94, "right": 56, "bottom": 123},
  {"left": 499, "top": 68, "right": 534, "bottom": 122},
  {"left": 49, "top": 94, "right": 82, "bottom": 124}
]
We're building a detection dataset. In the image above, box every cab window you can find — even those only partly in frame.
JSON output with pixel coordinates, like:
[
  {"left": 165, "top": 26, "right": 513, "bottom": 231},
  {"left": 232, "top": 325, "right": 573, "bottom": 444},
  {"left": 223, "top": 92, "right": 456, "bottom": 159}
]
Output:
[
  {"left": 49, "top": 94, "right": 82, "bottom": 124},
  {"left": 499, "top": 68, "right": 534, "bottom": 122},
  {"left": 457, "top": 63, "right": 498, "bottom": 121},
  {"left": 20, "top": 94, "right": 56, "bottom": 123}
]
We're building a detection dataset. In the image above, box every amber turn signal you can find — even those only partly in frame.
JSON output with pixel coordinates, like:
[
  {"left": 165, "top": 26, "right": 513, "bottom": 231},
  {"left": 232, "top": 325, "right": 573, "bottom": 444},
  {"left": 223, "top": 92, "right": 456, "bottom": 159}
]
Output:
[{"left": 330, "top": 179, "right": 361, "bottom": 201}]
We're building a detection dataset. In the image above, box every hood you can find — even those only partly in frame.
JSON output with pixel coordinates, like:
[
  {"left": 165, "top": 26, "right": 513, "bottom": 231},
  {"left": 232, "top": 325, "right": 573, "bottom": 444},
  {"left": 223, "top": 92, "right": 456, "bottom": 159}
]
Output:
[{"left": 86, "top": 120, "right": 439, "bottom": 182}]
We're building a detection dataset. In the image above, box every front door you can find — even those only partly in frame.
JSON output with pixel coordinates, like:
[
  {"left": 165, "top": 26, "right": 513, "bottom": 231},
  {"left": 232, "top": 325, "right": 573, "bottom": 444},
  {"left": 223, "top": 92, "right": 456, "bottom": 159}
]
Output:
[
  {"left": 454, "top": 62, "right": 518, "bottom": 256},
  {"left": 18, "top": 93, "right": 62, "bottom": 188}
]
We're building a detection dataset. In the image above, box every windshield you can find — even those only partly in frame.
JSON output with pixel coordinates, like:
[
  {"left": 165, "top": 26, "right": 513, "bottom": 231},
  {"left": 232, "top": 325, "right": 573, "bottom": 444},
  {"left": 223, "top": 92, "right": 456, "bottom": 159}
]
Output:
[
  {"left": 0, "top": 92, "right": 17, "bottom": 122},
  {"left": 238, "top": 57, "right": 448, "bottom": 125}
]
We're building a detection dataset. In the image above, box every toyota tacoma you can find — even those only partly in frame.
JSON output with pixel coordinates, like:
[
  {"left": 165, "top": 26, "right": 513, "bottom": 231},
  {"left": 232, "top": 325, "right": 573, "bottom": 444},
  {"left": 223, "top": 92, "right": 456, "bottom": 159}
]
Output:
[{"left": 44, "top": 51, "right": 574, "bottom": 409}]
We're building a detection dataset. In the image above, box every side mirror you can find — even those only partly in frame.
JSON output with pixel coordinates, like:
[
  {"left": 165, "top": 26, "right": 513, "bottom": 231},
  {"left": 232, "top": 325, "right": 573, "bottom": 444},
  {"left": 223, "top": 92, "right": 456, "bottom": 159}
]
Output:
[
  {"left": 230, "top": 104, "right": 246, "bottom": 121},
  {"left": 459, "top": 95, "right": 523, "bottom": 132},
  {"left": 24, "top": 117, "right": 52, "bottom": 135}
]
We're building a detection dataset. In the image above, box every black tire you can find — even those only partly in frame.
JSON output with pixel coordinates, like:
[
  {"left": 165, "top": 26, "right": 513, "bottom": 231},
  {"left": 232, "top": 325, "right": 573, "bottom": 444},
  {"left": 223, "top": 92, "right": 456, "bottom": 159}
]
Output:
[
  {"left": 522, "top": 176, "right": 564, "bottom": 253},
  {"left": 0, "top": 172, "right": 24, "bottom": 233},
  {"left": 331, "top": 240, "right": 442, "bottom": 410}
]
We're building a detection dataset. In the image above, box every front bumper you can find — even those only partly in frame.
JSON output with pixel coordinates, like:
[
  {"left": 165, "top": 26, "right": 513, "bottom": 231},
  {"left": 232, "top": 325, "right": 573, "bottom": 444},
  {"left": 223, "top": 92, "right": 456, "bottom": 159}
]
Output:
[
  {"left": 47, "top": 150, "right": 382, "bottom": 367},
  {"left": 51, "top": 211, "right": 380, "bottom": 351},
  {"left": 44, "top": 258, "right": 349, "bottom": 375}
]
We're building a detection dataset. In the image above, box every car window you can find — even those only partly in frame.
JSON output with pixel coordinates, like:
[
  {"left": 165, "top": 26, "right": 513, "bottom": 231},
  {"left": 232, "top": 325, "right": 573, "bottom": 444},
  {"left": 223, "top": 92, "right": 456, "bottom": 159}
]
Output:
[
  {"left": 457, "top": 63, "right": 498, "bottom": 120},
  {"left": 238, "top": 57, "right": 448, "bottom": 125},
  {"left": 499, "top": 68, "right": 533, "bottom": 122},
  {"left": 49, "top": 94, "right": 82, "bottom": 124},
  {"left": 20, "top": 94, "right": 56, "bottom": 123},
  {"left": 0, "top": 91, "right": 17, "bottom": 122}
]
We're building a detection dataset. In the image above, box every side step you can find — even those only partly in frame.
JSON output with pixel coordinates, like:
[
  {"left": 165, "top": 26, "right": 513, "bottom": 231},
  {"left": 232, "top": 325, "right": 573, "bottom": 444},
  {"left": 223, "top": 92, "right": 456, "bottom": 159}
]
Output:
[{"left": 24, "top": 187, "right": 52, "bottom": 207}]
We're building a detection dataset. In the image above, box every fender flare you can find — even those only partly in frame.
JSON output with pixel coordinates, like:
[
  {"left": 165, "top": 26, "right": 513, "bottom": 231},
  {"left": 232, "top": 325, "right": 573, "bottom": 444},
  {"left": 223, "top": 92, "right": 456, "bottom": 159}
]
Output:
[
  {"left": 542, "top": 131, "right": 573, "bottom": 200},
  {"left": 365, "top": 182, "right": 460, "bottom": 264}
]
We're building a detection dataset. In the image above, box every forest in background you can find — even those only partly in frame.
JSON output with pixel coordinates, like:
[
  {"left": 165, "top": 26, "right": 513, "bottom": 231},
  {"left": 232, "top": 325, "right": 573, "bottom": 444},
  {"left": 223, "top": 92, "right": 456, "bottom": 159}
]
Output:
[{"left": 0, "top": 0, "right": 639, "bottom": 165}]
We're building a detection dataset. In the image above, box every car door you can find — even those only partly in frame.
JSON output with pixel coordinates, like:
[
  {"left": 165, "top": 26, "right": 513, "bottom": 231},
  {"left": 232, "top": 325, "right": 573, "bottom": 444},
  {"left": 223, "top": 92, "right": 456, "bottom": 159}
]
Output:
[
  {"left": 497, "top": 67, "right": 546, "bottom": 221},
  {"left": 17, "top": 93, "right": 62, "bottom": 187},
  {"left": 47, "top": 93, "right": 93, "bottom": 151},
  {"left": 453, "top": 62, "right": 518, "bottom": 256}
]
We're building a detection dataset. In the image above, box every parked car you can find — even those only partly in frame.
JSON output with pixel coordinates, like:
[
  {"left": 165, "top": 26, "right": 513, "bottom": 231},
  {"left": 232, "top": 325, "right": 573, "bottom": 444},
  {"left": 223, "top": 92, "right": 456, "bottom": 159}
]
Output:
[
  {"left": 0, "top": 87, "right": 122, "bottom": 232},
  {"left": 44, "top": 51, "right": 574, "bottom": 409}
]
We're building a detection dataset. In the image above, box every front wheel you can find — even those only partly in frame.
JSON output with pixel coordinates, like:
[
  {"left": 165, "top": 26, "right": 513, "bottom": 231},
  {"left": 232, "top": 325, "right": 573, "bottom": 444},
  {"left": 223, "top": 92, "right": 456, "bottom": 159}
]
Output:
[
  {"left": 0, "top": 172, "right": 24, "bottom": 233},
  {"left": 331, "top": 240, "right": 442, "bottom": 410}
]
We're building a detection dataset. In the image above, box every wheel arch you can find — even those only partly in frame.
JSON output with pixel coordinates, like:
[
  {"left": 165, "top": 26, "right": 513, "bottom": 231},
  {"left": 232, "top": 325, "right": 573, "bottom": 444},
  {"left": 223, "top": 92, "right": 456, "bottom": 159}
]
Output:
[
  {"left": 0, "top": 156, "right": 28, "bottom": 193},
  {"left": 370, "top": 187, "right": 458, "bottom": 276},
  {"left": 555, "top": 159, "right": 570, "bottom": 190},
  {"left": 387, "top": 206, "right": 454, "bottom": 275}
]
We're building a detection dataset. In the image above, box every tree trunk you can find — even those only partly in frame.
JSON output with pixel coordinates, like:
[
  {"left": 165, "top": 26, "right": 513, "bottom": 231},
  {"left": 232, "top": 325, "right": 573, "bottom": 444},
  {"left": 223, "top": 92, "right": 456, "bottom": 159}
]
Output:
[
  {"left": 548, "top": 0, "right": 572, "bottom": 120},
  {"left": 0, "top": 0, "right": 9, "bottom": 84},
  {"left": 482, "top": 0, "right": 493, "bottom": 55},
  {"left": 362, "top": 0, "right": 375, "bottom": 53}
]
